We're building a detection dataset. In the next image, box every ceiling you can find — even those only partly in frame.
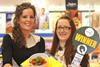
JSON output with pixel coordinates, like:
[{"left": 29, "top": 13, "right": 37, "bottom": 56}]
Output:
[{"left": 0, "top": 0, "right": 100, "bottom": 6}]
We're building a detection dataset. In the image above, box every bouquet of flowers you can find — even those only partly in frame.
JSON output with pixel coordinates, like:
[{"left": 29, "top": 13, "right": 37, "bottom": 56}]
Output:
[
  {"left": 30, "top": 56, "right": 47, "bottom": 66},
  {"left": 21, "top": 53, "right": 63, "bottom": 67},
  {"left": 29, "top": 53, "right": 48, "bottom": 67}
]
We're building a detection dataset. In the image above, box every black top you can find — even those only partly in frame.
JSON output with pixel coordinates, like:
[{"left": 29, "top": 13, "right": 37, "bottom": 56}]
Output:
[{"left": 2, "top": 34, "right": 45, "bottom": 66}]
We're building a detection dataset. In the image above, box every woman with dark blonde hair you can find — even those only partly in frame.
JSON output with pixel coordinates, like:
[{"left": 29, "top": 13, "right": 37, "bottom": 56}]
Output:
[
  {"left": 2, "top": 3, "right": 45, "bottom": 67},
  {"left": 50, "top": 16, "right": 89, "bottom": 67}
]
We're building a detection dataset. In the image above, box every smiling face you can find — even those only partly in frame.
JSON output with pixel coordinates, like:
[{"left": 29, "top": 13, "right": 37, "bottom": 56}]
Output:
[
  {"left": 18, "top": 8, "right": 36, "bottom": 32},
  {"left": 56, "top": 18, "right": 71, "bottom": 42}
]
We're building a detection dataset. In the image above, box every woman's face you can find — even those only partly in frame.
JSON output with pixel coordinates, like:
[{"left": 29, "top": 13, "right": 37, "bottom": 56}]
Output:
[
  {"left": 56, "top": 19, "right": 71, "bottom": 41},
  {"left": 18, "top": 8, "right": 35, "bottom": 32}
]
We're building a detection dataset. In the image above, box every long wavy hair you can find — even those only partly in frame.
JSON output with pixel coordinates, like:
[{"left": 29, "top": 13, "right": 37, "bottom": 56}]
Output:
[
  {"left": 50, "top": 16, "right": 76, "bottom": 65},
  {"left": 12, "top": 3, "right": 36, "bottom": 47}
]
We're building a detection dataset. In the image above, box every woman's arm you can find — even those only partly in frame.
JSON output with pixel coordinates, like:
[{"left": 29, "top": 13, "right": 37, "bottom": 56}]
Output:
[{"left": 2, "top": 34, "right": 13, "bottom": 66}]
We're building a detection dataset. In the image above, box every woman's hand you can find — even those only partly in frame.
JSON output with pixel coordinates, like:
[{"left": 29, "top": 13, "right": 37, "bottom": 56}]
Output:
[
  {"left": 4, "top": 63, "right": 12, "bottom": 67},
  {"left": 68, "top": 64, "right": 81, "bottom": 67}
]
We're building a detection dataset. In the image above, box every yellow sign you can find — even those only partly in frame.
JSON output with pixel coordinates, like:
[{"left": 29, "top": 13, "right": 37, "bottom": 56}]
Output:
[{"left": 75, "top": 33, "right": 97, "bottom": 48}]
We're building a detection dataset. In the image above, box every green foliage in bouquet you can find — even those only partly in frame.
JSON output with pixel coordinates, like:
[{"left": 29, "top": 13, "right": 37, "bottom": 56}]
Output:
[{"left": 30, "top": 56, "right": 47, "bottom": 65}]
